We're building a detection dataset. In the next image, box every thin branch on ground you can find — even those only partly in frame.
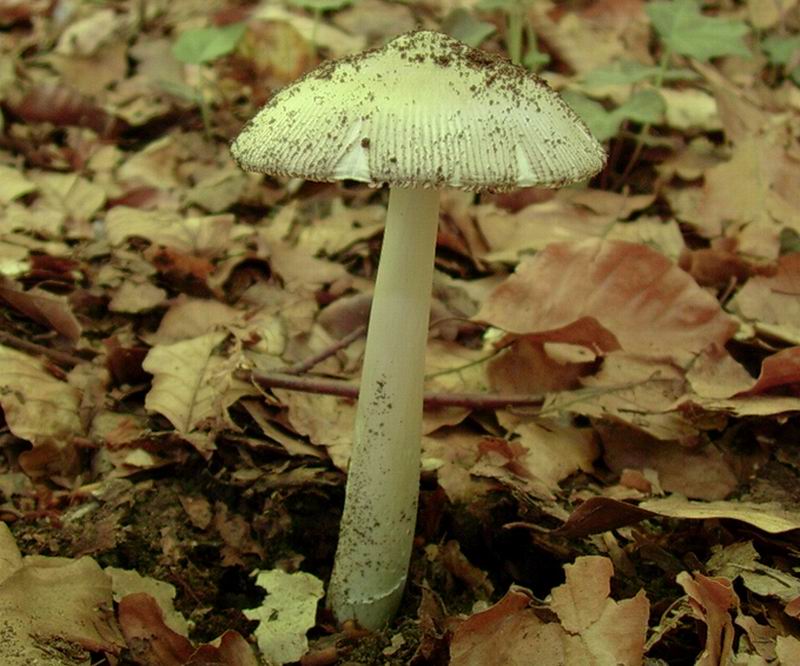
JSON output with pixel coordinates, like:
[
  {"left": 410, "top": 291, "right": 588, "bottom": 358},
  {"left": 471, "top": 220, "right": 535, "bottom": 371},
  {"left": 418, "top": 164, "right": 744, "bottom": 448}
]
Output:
[
  {"left": 282, "top": 324, "right": 367, "bottom": 374},
  {"left": 247, "top": 369, "right": 543, "bottom": 409},
  {"left": 0, "top": 329, "right": 87, "bottom": 367}
]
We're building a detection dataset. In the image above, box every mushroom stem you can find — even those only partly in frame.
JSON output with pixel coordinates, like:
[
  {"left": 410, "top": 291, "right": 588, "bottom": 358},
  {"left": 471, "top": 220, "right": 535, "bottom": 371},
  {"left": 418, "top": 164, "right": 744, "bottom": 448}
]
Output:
[{"left": 328, "top": 186, "right": 440, "bottom": 629}]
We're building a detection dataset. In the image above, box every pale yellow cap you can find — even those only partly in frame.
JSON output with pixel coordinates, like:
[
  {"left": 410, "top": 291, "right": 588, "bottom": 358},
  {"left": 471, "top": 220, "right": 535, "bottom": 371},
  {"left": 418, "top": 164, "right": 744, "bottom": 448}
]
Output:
[{"left": 231, "top": 30, "right": 606, "bottom": 192}]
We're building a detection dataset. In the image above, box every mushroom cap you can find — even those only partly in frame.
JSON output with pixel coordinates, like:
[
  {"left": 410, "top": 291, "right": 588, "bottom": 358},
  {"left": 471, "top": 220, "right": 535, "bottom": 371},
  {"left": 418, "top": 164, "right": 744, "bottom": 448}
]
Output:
[{"left": 231, "top": 30, "right": 606, "bottom": 192}]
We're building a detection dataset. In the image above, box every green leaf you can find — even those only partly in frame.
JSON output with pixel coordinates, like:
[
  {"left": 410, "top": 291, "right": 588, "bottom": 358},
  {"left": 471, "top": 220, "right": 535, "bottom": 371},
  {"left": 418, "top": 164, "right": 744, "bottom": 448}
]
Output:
[
  {"left": 561, "top": 91, "right": 621, "bottom": 142},
  {"left": 562, "top": 88, "right": 667, "bottom": 142},
  {"left": 443, "top": 9, "right": 496, "bottom": 47},
  {"left": 287, "top": 0, "right": 353, "bottom": 10},
  {"left": 157, "top": 79, "right": 201, "bottom": 103},
  {"left": 761, "top": 35, "right": 800, "bottom": 66},
  {"left": 616, "top": 89, "right": 666, "bottom": 124},
  {"left": 476, "top": 0, "right": 519, "bottom": 10},
  {"left": 172, "top": 23, "right": 246, "bottom": 65},
  {"left": 582, "top": 60, "right": 698, "bottom": 87},
  {"left": 780, "top": 229, "right": 800, "bottom": 255},
  {"left": 523, "top": 46, "right": 549, "bottom": 71},
  {"left": 647, "top": 0, "right": 751, "bottom": 61}
]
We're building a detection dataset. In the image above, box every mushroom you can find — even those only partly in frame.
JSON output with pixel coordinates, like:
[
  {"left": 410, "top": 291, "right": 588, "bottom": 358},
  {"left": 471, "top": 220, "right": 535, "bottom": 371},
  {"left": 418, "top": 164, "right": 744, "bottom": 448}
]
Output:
[{"left": 231, "top": 30, "right": 606, "bottom": 630}]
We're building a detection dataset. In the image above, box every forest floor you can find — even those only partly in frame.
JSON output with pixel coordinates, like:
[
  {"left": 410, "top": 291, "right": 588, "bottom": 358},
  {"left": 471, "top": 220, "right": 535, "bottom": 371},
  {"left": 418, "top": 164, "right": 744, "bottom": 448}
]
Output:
[{"left": 1, "top": 0, "right": 800, "bottom": 664}]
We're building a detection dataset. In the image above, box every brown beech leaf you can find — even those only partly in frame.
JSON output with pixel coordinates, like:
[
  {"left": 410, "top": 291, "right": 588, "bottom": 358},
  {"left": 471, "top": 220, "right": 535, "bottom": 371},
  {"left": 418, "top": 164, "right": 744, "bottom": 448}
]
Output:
[
  {"left": 0, "top": 279, "right": 81, "bottom": 342},
  {"left": 741, "top": 346, "right": 800, "bottom": 396},
  {"left": 599, "top": 424, "right": 738, "bottom": 501},
  {"left": 487, "top": 337, "right": 592, "bottom": 394},
  {"left": 142, "top": 332, "right": 254, "bottom": 444},
  {"left": 553, "top": 496, "right": 656, "bottom": 537},
  {"left": 118, "top": 592, "right": 257, "bottom": 666},
  {"left": 730, "top": 252, "right": 800, "bottom": 344},
  {"left": 449, "top": 557, "right": 649, "bottom": 666},
  {"left": 0, "top": 524, "right": 125, "bottom": 663},
  {"left": 686, "top": 346, "right": 800, "bottom": 415},
  {"left": 0, "top": 344, "right": 82, "bottom": 446},
  {"left": 449, "top": 587, "right": 546, "bottom": 666},
  {"left": 477, "top": 239, "right": 736, "bottom": 361},
  {"left": 676, "top": 572, "right": 738, "bottom": 666},
  {"left": 11, "top": 83, "right": 120, "bottom": 137},
  {"left": 545, "top": 353, "right": 699, "bottom": 443},
  {"left": 640, "top": 496, "right": 800, "bottom": 534}
]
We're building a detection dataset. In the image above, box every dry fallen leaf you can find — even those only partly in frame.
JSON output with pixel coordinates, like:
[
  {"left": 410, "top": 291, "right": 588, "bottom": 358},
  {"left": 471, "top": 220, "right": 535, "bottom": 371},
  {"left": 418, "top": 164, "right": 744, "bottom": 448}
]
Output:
[
  {"left": 730, "top": 253, "right": 800, "bottom": 345},
  {"left": 450, "top": 556, "right": 649, "bottom": 666},
  {"left": 640, "top": 495, "right": 800, "bottom": 534},
  {"left": 0, "top": 343, "right": 82, "bottom": 446},
  {"left": 477, "top": 239, "right": 736, "bottom": 361},
  {"left": 119, "top": 592, "right": 257, "bottom": 666},
  {"left": 244, "top": 568, "right": 325, "bottom": 665},
  {"left": 143, "top": 332, "right": 254, "bottom": 444},
  {"left": 0, "top": 524, "right": 125, "bottom": 663},
  {"left": 676, "top": 572, "right": 738, "bottom": 666}
]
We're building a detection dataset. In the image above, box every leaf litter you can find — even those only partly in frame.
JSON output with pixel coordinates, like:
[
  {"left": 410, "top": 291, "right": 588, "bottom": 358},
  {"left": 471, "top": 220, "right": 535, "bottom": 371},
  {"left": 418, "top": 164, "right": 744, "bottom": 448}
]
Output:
[{"left": 1, "top": 0, "right": 800, "bottom": 664}]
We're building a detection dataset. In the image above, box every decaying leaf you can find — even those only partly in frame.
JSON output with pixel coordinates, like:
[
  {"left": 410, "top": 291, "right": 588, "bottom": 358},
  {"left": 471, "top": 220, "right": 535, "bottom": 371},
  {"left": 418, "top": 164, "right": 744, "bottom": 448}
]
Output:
[
  {"left": 0, "top": 344, "right": 82, "bottom": 446},
  {"left": 477, "top": 239, "right": 736, "bottom": 361},
  {"left": 0, "top": 524, "right": 125, "bottom": 664},
  {"left": 640, "top": 495, "right": 800, "bottom": 534},
  {"left": 450, "top": 556, "right": 649, "bottom": 666},
  {"left": 143, "top": 332, "right": 254, "bottom": 440},
  {"left": 676, "top": 572, "right": 738, "bottom": 666},
  {"left": 119, "top": 592, "right": 257, "bottom": 666},
  {"left": 244, "top": 569, "right": 325, "bottom": 665}
]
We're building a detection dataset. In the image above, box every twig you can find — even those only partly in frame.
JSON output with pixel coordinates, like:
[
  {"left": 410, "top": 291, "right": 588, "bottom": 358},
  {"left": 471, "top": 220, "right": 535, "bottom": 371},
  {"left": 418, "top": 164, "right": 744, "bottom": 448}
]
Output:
[
  {"left": 282, "top": 324, "right": 366, "bottom": 374},
  {"left": 248, "top": 370, "right": 543, "bottom": 410},
  {"left": 0, "top": 329, "right": 87, "bottom": 367}
]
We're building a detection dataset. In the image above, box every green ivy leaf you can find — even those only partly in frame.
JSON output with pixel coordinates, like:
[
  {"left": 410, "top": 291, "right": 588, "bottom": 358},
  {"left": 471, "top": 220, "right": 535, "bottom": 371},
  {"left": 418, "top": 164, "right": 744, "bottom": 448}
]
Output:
[
  {"left": 561, "top": 91, "right": 621, "bottom": 142},
  {"left": 761, "top": 35, "right": 800, "bottom": 85},
  {"left": 616, "top": 89, "right": 666, "bottom": 124},
  {"left": 563, "top": 88, "right": 666, "bottom": 142},
  {"left": 582, "top": 60, "right": 698, "bottom": 87},
  {"left": 523, "top": 46, "right": 549, "bottom": 71},
  {"left": 287, "top": 0, "right": 353, "bottom": 10},
  {"left": 761, "top": 35, "right": 800, "bottom": 66},
  {"left": 647, "top": 0, "right": 750, "bottom": 61},
  {"left": 476, "top": 0, "right": 519, "bottom": 10},
  {"left": 443, "top": 8, "right": 496, "bottom": 47},
  {"left": 780, "top": 229, "right": 800, "bottom": 255},
  {"left": 172, "top": 23, "right": 246, "bottom": 65}
]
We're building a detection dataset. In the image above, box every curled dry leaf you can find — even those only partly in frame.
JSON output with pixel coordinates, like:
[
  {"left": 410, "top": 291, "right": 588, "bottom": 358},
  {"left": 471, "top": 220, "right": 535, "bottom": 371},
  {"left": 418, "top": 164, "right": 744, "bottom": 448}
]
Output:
[
  {"left": 640, "top": 495, "right": 800, "bottom": 534},
  {"left": 676, "top": 572, "right": 738, "bottom": 666},
  {"left": 244, "top": 569, "right": 325, "bottom": 665},
  {"left": 105, "top": 206, "right": 235, "bottom": 257},
  {"left": 9, "top": 83, "right": 120, "bottom": 137},
  {"left": 545, "top": 352, "right": 699, "bottom": 442},
  {"left": 690, "top": 345, "right": 800, "bottom": 399},
  {"left": 0, "top": 524, "right": 124, "bottom": 663},
  {"left": 693, "top": 136, "right": 800, "bottom": 259},
  {"left": 730, "top": 252, "right": 800, "bottom": 345},
  {"left": 477, "top": 239, "right": 736, "bottom": 361},
  {"left": 118, "top": 592, "right": 257, "bottom": 666},
  {"left": 450, "top": 556, "right": 649, "bottom": 666},
  {"left": 599, "top": 424, "right": 738, "bottom": 501},
  {"left": 0, "top": 279, "right": 82, "bottom": 342},
  {"left": 142, "top": 332, "right": 254, "bottom": 440},
  {"left": 487, "top": 337, "right": 592, "bottom": 395},
  {"left": 106, "top": 567, "right": 189, "bottom": 636},
  {"left": 0, "top": 343, "right": 81, "bottom": 446}
]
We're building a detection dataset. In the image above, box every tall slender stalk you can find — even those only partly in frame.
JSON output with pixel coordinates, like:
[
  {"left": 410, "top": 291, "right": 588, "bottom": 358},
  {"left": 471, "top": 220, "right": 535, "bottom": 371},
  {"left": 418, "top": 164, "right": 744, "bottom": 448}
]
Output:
[{"left": 328, "top": 187, "right": 440, "bottom": 629}]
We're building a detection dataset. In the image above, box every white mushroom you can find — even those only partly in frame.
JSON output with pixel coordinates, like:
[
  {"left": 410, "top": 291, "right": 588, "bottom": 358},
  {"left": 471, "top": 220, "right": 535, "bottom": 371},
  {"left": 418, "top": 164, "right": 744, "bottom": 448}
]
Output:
[{"left": 231, "top": 29, "right": 606, "bottom": 630}]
